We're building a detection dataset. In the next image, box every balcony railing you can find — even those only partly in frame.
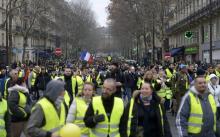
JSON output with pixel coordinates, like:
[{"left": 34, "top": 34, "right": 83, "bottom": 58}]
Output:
[{"left": 166, "top": 0, "right": 220, "bottom": 34}]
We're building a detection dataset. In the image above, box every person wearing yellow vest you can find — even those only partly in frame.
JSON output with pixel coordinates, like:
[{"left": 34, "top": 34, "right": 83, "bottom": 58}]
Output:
[
  {"left": 84, "top": 79, "right": 127, "bottom": 137},
  {"left": 215, "top": 64, "right": 220, "bottom": 83},
  {"left": 25, "top": 80, "right": 67, "bottom": 137},
  {"left": 176, "top": 76, "right": 217, "bottom": 137},
  {"left": 86, "top": 74, "right": 93, "bottom": 83},
  {"left": 174, "top": 64, "right": 190, "bottom": 114},
  {"left": 4, "top": 69, "right": 19, "bottom": 99},
  {"left": 7, "top": 78, "right": 31, "bottom": 137},
  {"left": 0, "top": 93, "right": 11, "bottom": 137},
  {"left": 61, "top": 67, "right": 77, "bottom": 103},
  {"left": 67, "top": 82, "right": 94, "bottom": 137},
  {"left": 125, "top": 82, "right": 172, "bottom": 137},
  {"left": 28, "top": 66, "right": 40, "bottom": 100},
  {"left": 75, "top": 74, "right": 84, "bottom": 96},
  {"left": 54, "top": 77, "right": 72, "bottom": 109},
  {"left": 156, "top": 70, "right": 173, "bottom": 111}
]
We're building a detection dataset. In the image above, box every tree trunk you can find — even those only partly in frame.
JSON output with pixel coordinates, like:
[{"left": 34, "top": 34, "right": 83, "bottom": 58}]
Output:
[
  {"left": 22, "top": 36, "right": 28, "bottom": 63},
  {"left": 6, "top": 15, "right": 9, "bottom": 65},
  {"left": 8, "top": 13, "right": 13, "bottom": 64}
]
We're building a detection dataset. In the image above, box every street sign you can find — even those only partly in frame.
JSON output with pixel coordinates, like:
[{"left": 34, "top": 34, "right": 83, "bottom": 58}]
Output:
[{"left": 55, "top": 48, "right": 62, "bottom": 56}]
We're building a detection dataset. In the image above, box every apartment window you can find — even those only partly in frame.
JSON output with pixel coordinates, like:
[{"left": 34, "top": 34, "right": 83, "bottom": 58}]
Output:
[{"left": 2, "top": 0, "right": 4, "bottom": 8}]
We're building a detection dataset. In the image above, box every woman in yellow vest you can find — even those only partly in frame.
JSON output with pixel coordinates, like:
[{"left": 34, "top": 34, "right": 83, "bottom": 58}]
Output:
[
  {"left": 66, "top": 82, "right": 94, "bottom": 137},
  {"left": 25, "top": 80, "right": 67, "bottom": 137},
  {"left": 0, "top": 93, "right": 11, "bottom": 137},
  {"left": 8, "top": 78, "right": 31, "bottom": 137},
  {"left": 126, "top": 82, "right": 172, "bottom": 137}
]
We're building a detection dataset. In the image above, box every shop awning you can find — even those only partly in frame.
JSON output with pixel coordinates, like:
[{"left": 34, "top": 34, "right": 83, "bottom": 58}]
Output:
[{"left": 170, "top": 47, "right": 185, "bottom": 57}]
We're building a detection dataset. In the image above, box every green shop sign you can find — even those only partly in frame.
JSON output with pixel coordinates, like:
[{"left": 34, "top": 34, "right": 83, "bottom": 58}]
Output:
[{"left": 185, "top": 47, "right": 198, "bottom": 54}]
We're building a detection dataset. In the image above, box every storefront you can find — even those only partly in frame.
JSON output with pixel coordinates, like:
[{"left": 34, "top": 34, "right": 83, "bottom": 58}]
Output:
[{"left": 184, "top": 46, "right": 199, "bottom": 63}]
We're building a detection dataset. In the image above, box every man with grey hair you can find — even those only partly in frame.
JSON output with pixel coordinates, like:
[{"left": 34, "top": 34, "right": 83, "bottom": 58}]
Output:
[
  {"left": 4, "top": 69, "right": 18, "bottom": 99},
  {"left": 84, "top": 78, "right": 126, "bottom": 137}
]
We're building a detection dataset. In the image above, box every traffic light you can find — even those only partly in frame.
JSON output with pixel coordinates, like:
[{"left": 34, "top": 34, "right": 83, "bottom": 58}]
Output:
[{"left": 185, "top": 31, "right": 193, "bottom": 39}]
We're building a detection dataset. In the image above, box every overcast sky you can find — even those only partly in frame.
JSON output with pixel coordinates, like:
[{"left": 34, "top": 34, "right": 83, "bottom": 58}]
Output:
[{"left": 91, "top": 0, "right": 110, "bottom": 27}]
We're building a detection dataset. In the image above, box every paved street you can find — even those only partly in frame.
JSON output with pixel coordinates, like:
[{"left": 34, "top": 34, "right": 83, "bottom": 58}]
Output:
[{"left": 167, "top": 113, "right": 179, "bottom": 137}]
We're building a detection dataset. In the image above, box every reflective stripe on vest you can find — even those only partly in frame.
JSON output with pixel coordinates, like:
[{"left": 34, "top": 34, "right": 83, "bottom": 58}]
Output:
[
  {"left": 159, "top": 104, "right": 164, "bottom": 135},
  {"left": 37, "top": 98, "right": 66, "bottom": 132},
  {"left": 64, "top": 91, "right": 70, "bottom": 108},
  {"left": 75, "top": 98, "right": 89, "bottom": 135},
  {"left": 90, "top": 96, "right": 124, "bottom": 137},
  {"left": 127, "top": 99, "right": 134, "bottom": 137},
  {"left": 165, "top": 88, "right": 173, "bottom": 99},
  {"left": 188, "top": 92, "right": 216, "bottom": 134},
  {"left": 0, "top": 99, "right": 7, "bottom": 137},
  {"left": 76, "top": 76, "right": 84, "bottom": 95},
  {"left": 4, "top": 78, "right": 10, "bottom": 99}
]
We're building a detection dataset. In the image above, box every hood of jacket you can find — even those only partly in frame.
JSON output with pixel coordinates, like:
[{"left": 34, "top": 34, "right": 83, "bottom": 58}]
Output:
[
  {"left": 190, "top": 86, "right": 210, "bottom": 97},
  {"left": 44, "top": 80, "right": 65, "bottom": 102},
  {"left": 209, "top": 74, "right": 219, "bottom": 86},
  {"left": 8, "top": 84, "right": 29, "bottom": 94}
]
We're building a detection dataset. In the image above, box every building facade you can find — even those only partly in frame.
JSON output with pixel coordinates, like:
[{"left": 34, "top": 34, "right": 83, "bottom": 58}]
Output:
[
  {"left": 167, "top": 0, "right": 220, "bottom": 63},
  {"left": 0, "top": 0, "right": 62, "bottom": 64}
]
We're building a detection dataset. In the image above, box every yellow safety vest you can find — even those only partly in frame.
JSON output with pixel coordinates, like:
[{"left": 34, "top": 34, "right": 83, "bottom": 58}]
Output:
[
  {"left": 86, "top": 75, "right": 92, "bottom": 83},
  {"left": 18, "top": 71, "right": 24, "bottom": 78},
  {"left": 61, "top": 76, "right": 76, "bottom": 97},
  {"left": 165, "top": 88, "right": 173, "bottom": 100},
  {"left": 206, "top": 75, "right": 210, "bottom": 82},
  {"left": 188, "top": 92, "right": 216, "bottom": 134},
  {"left": 157, "top": 88, "right": 167, "bottom": 98},
  {"left": 76, "top": 76, "right": 84, "bottom": 95},
  {"left": 64, "top": 90, "right": 71, "bottom": 108},
  {"left": 137, "top": 78, "right": 144, "bottom": 90},
  {"left": 31, "top": 72, "right": 37, "bottom": 86},
  {"left": 36, "top": 98, "right": 66, "bottom": 132},
  {"left": 90, "top": 96, "right": 124, "bottom": 137},
  {"left": 216, "top": 70, "right": 220, "bottom": 77},
  {"left": 165, "top": 69, "right": 173, "bottom": 79},
  {"left": 74, "top": 98, "right": 89, "bottom": 135},
  {"left": 14, "top": 91, "right": 28, "bottom": 118},
  {"left": 0, "top": 99, "right": 7, "bottom": 137},
  {"left": 127, "top": 98, "right": 164, "bottom": 136},
  {"left": 4, "top": 78, "right": 10, "bottom": 99},
  {"left": 96, "top": 74, "right": 102, "bottom": 87}
]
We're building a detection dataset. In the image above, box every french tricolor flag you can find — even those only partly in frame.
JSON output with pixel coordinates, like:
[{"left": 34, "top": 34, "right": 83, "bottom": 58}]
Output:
[{"left": 80, "top": 51, "right": 94, "bottom": 64}]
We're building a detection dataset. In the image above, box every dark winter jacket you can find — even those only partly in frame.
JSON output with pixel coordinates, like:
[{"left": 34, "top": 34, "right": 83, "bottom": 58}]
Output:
[
  {"left": 35, "top": 73, "right": 51, "bottom": 91},
  {"left": 125, "top": 91, "right": 172, "bottom": 137},
  {"left": 124, "top": 71, "right": 138, "bottom": 91},
  {"left": 7, "top": 85, "right": 31, "bottom": 122}
]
